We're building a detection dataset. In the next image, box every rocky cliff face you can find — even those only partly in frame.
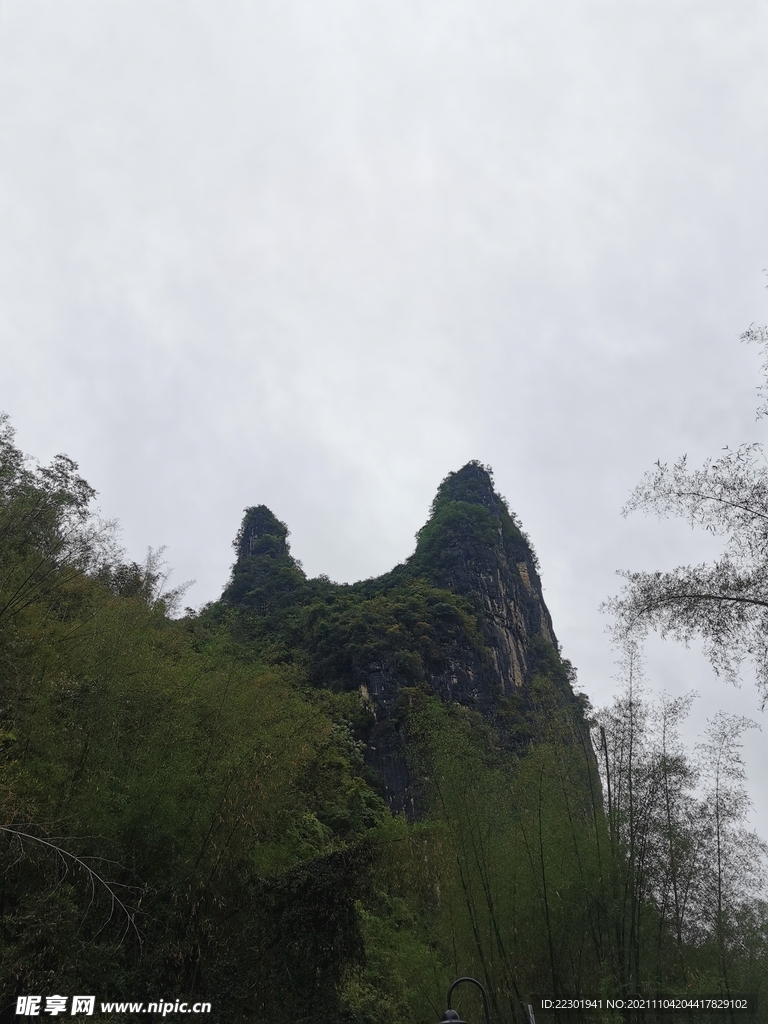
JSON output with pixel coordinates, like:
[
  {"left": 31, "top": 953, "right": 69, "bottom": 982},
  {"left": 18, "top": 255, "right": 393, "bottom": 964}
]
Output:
[
  {"left": 360, "top": 462, "right": 577, "bottom": 812},
  {"left": 407, "top": 461, "right": 559, "bottom": 704},
  {"left": 222, "top": 462, "right": 583, "bottom": 815}
]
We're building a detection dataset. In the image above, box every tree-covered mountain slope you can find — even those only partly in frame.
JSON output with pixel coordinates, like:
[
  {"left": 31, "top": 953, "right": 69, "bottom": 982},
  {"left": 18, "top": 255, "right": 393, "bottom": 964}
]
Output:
[
  {"left": 2, "top": 419, "right": 765, "bottom": 1024},
  {"left": 215, "top": 461, "right": 588, "bottom": 813}
]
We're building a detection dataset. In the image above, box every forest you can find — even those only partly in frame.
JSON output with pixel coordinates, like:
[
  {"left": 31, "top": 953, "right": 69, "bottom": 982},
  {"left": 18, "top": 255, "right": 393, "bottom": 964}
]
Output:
[{"left": 1, "top": 408, "right": 767, "bottom": 1024}]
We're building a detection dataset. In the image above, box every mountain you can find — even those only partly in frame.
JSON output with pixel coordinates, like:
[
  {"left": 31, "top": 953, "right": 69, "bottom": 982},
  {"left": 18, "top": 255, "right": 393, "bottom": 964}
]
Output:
[
  {"left": 222, "top": 461, "right": 586, "bottom": 813},
  {"left": 5, "top": 425, "right": 764, "bottom": 1024}
]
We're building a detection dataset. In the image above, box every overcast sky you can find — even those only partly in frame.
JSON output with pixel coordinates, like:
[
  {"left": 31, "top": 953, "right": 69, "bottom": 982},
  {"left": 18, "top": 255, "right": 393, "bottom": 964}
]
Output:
[{"left": 3, "top": 1, "right": 768, "bottom": 827}]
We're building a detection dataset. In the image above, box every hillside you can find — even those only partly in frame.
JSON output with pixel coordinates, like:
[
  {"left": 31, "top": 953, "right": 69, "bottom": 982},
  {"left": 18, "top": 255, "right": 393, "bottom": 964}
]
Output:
[{"left": 216, "top": 461, "right": 588, "bottom": 813}]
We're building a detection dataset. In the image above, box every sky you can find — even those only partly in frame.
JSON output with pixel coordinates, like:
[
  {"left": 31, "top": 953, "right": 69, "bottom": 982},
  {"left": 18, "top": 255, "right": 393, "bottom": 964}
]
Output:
[{"left": 2, "top": 1, "right": 768, "bottom": 828}]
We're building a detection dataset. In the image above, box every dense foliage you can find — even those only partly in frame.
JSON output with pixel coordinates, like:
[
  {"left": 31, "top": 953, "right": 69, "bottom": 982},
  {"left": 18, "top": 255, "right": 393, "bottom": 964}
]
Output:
[{"left": 1, "top": 420, "right": 766, "bottom": 1023}]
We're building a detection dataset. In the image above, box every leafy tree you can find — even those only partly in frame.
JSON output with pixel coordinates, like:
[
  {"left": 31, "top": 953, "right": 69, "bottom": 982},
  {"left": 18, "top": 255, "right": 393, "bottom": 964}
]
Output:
[
  {"left": 397, "top": 680, "right": 608, "bottom": 1022},
  {"left": 0, "top": 415, "right": 396, "bottom": 1022},
  {"left": 596, "top": 651, "right": 703, "bottom": 993},
  {"left": 600, "top": 327, "right": 768, "bottom": 1009},
  {"left": 694, "top": 712, "right": 767, "bottom": 993},
  {"left": 608, "top": 325, "right": 768, "bottom": 702},
  {"left": 595, "top": 649, "right": 768, "bottom": 1006}
]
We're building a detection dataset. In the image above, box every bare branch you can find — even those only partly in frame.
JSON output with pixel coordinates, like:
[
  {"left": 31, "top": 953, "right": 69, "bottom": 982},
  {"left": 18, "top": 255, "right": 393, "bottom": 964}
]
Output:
[{"left": 0, "top": 826, "right": 143, "bottom": 945}]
